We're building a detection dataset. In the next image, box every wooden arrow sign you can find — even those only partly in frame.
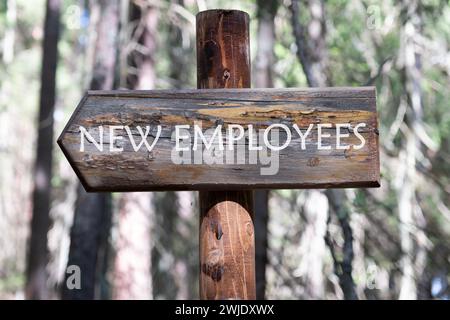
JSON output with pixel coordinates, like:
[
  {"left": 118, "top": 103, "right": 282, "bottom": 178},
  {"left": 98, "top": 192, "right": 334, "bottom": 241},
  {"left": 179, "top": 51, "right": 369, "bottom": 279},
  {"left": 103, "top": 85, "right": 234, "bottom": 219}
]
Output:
[{"left": 57, "top": 87, "right": 380, "bottom": 192}]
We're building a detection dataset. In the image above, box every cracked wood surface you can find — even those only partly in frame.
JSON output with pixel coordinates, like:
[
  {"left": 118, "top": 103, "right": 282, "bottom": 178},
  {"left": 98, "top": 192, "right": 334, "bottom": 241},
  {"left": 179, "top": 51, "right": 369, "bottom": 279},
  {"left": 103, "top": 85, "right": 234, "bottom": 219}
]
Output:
[{"left": 57, "top": 87, "right": 380, "bottom": 192}]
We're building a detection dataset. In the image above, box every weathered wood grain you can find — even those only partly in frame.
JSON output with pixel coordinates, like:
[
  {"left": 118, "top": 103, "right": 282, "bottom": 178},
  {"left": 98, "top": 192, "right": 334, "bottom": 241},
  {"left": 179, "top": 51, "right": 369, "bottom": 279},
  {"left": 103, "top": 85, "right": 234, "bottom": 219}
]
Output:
[
  {"left": 200, "top": 190, "right": 255, "bottom": 299},
  {"left": 57, "top": 87, "right": 380, "bottom": 192},
  {"left": 197, "top": 9, "right": 255, "bottom": 301}
]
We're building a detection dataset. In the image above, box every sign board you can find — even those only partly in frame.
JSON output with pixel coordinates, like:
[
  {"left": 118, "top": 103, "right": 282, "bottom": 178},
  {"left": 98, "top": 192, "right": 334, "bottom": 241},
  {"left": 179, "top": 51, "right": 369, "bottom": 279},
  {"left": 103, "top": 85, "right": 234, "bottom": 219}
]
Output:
[{"left": 58, "top": 87, "right": 380, "bottom": 192}]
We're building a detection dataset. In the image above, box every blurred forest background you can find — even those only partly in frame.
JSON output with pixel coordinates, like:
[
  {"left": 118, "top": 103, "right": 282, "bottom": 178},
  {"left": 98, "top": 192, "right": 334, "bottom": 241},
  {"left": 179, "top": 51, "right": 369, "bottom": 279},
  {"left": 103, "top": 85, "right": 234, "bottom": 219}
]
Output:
[{"left": 0, "top": 0, "right": 449, "bottom": 300}]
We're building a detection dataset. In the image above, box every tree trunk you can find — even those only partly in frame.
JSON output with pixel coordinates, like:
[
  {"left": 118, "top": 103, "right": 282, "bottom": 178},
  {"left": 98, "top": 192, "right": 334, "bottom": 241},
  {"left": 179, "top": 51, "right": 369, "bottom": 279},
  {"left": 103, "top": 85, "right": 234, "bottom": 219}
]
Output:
[
  {"left": 112, "top": 1, "right": 157, "bottom": 300},
  {"left": 398, "top": 0, "right": 426, "bottom": 300},
  {"left": 3, "top": 0, "right": 16, "bottom": 64},
  {"left": 290, "top": 0, "right": 357, "bottom": 299},
  {"left": 26, "top": 0, "right": 61, "bottom": 300},
  {"left": 62, "top": 0, "right": 119, "bottom": 300},
  {"left": 151, "top": 0, "right": 196, "bottom": 298},
  {"left": 253, "top": 0, "right": 279, "bottom": 300},
  {"left": 167, "top": 0, "right": 193, "bottom": 89}
]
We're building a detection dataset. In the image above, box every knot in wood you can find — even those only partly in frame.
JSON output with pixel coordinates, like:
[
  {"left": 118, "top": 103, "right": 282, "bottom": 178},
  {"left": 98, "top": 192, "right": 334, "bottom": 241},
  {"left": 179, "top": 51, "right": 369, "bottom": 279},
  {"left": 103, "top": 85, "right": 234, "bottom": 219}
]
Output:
[
  {"left": 223, "top": 69, "right": 231, "bottom": 81},
  {"left": 202, "top": 249, "right": 224, "bottom": 281},
  {"left": 307, "top": 157, "right": 320, "bottom": 167}
]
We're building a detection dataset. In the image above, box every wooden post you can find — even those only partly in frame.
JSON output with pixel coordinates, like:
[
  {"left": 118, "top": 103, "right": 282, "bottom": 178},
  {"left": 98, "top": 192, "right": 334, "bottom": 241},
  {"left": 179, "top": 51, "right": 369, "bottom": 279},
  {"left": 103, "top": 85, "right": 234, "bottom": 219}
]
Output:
[{"left": 196, "top": 10, "right": 256, "bottom": 300}]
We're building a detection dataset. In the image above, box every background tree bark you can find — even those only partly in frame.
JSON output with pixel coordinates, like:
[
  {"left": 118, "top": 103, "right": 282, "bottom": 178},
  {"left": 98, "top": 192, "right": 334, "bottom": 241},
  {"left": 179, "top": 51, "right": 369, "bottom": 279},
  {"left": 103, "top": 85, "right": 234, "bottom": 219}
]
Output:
[
  {"left": 290, "top": 0, "right": 357, "bottom": 299},
  {"left": 26, "top": 0, "right": 61, "bottom": 300},
  {"left": 112, "top": 0, "right": 157, "bottom": 300},
  {"left": 397, "top": 0, "right": 427, "bottom": 300},
  {"left": 253, "top": 0, "right": 279, "bottom": 300},
  {"left": 62, "top": 0, "right": 119, "bottom": 300}
]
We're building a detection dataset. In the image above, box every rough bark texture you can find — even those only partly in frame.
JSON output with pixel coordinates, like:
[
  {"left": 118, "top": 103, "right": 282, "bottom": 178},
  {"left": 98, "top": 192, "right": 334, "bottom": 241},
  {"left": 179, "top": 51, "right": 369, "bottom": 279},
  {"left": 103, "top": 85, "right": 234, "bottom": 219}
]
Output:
[
  {"left": 62, "top": 0, "right": 119, "bottom": 300},
  {"left": 197, "top": 10, "right": 255, "bottom": 300},
  {"left": 26, "top": 0, "right": 60, "bottom": 300},
  {"left": 254, "top": 0, "right": 279, "bottom": 300}
]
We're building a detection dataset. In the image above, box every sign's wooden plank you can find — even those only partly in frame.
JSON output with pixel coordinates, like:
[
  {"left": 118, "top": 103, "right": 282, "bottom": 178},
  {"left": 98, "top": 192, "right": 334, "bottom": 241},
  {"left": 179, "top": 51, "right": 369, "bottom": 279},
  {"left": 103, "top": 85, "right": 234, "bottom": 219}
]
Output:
[{"left": 58, "top": 87, "right": 380, "bottom": 191}]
